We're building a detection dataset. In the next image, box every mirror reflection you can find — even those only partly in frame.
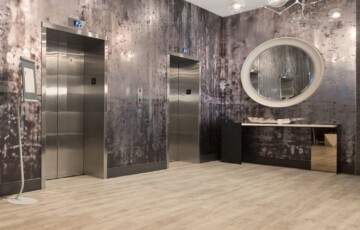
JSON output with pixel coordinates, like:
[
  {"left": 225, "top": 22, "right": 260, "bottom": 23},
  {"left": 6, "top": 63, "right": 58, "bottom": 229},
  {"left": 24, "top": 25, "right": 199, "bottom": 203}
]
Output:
[
  {"left": 250, "top": 45, "right": 315, "bottom": 101},
  {"left": 311, "top": 128, "right": 337, "bottom": 173}
]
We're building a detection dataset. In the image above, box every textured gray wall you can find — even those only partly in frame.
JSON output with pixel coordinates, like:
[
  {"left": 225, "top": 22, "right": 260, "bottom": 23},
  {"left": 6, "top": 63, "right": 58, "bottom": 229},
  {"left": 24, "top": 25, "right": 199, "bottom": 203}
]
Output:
[
  {"left": 221, "top": 0, "right": 356, "bottom": 173},
  {"left": 0, "top": 0, "right": 221, "bottom": 185},
  {"left": 106, "top": 0, "right": 222, "bottom": 168},
  {"left": 0, "top": 0, "right": 357, "bottom": 190},
  {"left": 357, "top": 0, "right": 360, "bottom": 174}
]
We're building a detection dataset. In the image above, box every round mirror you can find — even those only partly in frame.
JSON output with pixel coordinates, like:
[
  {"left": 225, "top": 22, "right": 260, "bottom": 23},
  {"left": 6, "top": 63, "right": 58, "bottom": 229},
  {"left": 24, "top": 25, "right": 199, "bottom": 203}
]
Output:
[{"left": 241, "top": 37, "right": 325, "bottom": 107}]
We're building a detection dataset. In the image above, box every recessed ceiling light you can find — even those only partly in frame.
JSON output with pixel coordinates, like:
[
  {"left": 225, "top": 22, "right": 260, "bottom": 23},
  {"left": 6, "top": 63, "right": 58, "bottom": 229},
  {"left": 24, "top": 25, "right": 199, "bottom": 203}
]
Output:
[
  {"left": 232, "top": 2, "right": 242, "bottom": 10},
  {"left": 267, "top": 0, "right": 289, "bottom": 8},
  {"left": 228, "top": 0, "right": 244, "bottom": 12},
  {"left": 327, "top": 8, "right": 343, "bottom": 21}
]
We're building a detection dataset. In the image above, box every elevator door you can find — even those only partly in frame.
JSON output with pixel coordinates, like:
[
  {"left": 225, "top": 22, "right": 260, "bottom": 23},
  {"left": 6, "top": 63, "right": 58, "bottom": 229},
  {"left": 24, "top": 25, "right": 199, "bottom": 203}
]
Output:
[
  {"left": 43, "top": 25, "right": 106, "bottom": 183},
  {"left": 169, "top": 55, "right": 200, "bottom": 163},
  {"left": 45, "top": 30, "right": 85, "bottom": 179}
]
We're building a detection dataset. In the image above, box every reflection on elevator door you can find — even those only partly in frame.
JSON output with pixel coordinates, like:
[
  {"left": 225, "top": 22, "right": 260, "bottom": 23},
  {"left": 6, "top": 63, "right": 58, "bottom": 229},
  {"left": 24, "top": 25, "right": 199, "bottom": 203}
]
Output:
[
  {"left": 168, "top": 55, "right": 200, "bottom": 164},
  {"left": 44, "top": 28, "right": 106, "bottom": 180}
]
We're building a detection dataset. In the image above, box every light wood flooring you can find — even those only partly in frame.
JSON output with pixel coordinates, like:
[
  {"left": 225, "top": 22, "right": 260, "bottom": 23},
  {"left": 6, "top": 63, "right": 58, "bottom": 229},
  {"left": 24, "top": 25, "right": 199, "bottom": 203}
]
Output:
[{"left": 1, "top": 161, "right": 360, "bottom": 230}]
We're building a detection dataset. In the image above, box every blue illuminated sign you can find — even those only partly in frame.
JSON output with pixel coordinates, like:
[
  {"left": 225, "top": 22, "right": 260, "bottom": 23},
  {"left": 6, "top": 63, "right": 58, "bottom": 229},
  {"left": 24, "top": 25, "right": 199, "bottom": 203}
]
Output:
[
  {"left": 73, "top": 20, "right": 82, "bottom": 28},
  {"left": 182, "top": 48, "right": 190, "bottom": 55},
  {"left": 68, "top": 18, "right": 86, "bottom": 29}
]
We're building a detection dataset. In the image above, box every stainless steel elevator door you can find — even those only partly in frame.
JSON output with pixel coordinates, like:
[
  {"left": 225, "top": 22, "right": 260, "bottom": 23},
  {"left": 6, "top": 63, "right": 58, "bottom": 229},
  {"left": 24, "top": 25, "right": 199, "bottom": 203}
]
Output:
[
  {"left": 169, "top": 56, "right": 200, "bottom": 163},
  {"left": 45, "top": 30, "right": 84, "bottom": 179},
  {"left": 57, "top": 35, "right": 84, "bottom": 178},
  {"left": 44, "top": 36, "right": 59, "bottom": 179},
  {"left": 169, "top": 61, "right": 179, "bottom": 161}
]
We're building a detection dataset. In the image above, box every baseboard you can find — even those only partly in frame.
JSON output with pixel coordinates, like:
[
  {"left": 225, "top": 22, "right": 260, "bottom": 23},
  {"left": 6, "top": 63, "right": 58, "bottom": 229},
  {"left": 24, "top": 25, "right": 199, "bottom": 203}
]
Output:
[
  {"left": 200, "top": 154, "right": 217, "bottom": 163},
  {"left": 0, "top": 179, "right": 41, "bottom": 197},
  {"left": 243, "top": 155, "right": 311, "bottom": 170},
  {"left": 107, "top": 162, "right": 167, "bottom": 178}
]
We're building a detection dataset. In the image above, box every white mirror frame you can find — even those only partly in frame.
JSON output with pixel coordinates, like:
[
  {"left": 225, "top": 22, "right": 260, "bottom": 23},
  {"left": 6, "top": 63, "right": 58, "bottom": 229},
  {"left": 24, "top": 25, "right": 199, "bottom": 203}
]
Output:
[{"left": 241, "top": 37, "right": 325, "bottom": 108}]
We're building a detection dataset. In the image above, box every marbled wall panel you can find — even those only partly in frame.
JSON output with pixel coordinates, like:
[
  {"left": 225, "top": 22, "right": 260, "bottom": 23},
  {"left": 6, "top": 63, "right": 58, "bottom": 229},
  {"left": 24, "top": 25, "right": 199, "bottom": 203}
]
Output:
[
  {"left": 0, "top": 0, "right": 42, "bottom": 184},
  {"left": 106, "top": 0, "right": 222, "bottom": 167},
  {"left": 167, "top": 1, "right": 222, "bottom": 158},
  {"left": 357, "top": 0, "right": 360, "bottom": 175},
  {"left": 106, "top": 0, "right": 170, "bottom": 167},
  {"left": 222, "top": 0, "right": 356, "bottom": 174},
  {"left": 0, "top": 0, "right": 6, "bottom": 186},
  {"left": 0, "top": 0, "right": 222, "bottom": 187}
]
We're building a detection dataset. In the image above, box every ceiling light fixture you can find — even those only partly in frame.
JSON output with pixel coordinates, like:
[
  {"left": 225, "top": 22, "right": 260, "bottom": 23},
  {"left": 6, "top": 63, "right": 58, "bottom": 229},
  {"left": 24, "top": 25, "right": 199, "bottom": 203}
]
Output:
[
  {"left": 229, "top": 0, "right": 245, "bottom": 13},
  {"left": 264, "top": 0, "right": 324, "bottom": 16},
  {"left": 327, "top": 8, "right": 343, "bottom": 21},
  {"left": 267, "top": 0, "right": 289, "bottom": 8},
  {"left": 232, "top": 3, "right": 242, "bottom": 10}
]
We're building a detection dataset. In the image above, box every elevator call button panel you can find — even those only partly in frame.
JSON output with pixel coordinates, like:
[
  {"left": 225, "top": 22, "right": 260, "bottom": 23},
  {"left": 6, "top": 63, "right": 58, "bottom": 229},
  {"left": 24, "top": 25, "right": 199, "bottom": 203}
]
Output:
[{"left": 137, "top": 87, "right": 143, "bottom": 105}]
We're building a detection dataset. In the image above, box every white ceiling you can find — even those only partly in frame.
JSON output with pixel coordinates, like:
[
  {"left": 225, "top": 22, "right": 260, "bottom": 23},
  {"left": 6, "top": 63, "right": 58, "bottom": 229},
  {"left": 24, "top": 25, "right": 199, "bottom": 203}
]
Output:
[{"left": 184, "top": 0, "right": 269, "bottom": 17}]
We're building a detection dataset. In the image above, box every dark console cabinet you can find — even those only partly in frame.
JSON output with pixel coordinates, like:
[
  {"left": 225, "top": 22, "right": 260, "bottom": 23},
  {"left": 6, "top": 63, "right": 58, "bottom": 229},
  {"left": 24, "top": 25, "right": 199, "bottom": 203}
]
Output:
[
  {"left": 221, "top": 123, "right": 339, "bottom": 173},
  {"left": 221, "top": 123, "right": 242, "bottom": 164}
]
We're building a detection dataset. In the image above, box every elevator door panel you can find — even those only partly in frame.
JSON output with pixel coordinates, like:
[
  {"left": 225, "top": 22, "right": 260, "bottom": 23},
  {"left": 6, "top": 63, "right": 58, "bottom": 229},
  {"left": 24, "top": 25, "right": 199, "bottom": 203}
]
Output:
[
  {"left": 45, "top": 37, "right": 59, "bottom": 180},
  {"left": 45, "top": 30, "right": 84, "bottom": 179},
  {"left": 168, "top": 56, "right": 200, "bottom": 163},
  {"left": 169, "top": 62, "right": 179, "bottom": 162},
  {"left": 178, "top": 62, "right": 200, "bottom": 163},
  {"left": 57, "top": 38, "right": 84, "bottom": 178}
]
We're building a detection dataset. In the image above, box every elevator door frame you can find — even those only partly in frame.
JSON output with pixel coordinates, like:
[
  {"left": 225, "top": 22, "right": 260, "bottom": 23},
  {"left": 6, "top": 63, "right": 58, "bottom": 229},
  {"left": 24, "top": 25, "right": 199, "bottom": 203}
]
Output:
[
  {"left": 167, "top": 52, "right": 201, "bottom": 167},
  {"left": 41, "top": 22, "right": 108, "bottom": 189}
]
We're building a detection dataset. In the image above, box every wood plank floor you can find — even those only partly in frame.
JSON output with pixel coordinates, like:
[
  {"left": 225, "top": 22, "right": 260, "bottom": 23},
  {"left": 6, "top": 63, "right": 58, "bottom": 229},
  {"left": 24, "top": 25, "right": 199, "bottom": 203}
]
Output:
[{"left": 1, "top": 161, "right": 360, "bottom": 230}]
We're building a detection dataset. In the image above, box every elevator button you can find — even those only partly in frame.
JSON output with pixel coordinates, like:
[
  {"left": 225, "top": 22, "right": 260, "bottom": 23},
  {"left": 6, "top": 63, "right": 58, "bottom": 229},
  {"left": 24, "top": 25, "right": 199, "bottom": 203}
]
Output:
[{"left": 91, "top": 78, "right": 96, "bottom": 85}]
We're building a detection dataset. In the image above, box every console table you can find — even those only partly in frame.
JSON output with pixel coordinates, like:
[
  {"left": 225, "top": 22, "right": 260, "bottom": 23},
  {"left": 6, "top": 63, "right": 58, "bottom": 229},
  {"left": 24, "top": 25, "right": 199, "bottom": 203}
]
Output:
[{"left": 221, "top": 123, "right": 340, "bottom": 173}]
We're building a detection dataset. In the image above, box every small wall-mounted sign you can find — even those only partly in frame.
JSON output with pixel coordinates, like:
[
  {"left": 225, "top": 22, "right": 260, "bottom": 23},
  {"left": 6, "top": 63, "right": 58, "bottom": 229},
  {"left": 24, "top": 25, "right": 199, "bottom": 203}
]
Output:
[
  {"left": 68, "top": 18, "right": 86, "bottom": 29},
  {"left": 181, "top": 48, "right": 190, "bottom": 55},
  {"left": 20, "top": 57, "right": 37, "bottom": 101}
]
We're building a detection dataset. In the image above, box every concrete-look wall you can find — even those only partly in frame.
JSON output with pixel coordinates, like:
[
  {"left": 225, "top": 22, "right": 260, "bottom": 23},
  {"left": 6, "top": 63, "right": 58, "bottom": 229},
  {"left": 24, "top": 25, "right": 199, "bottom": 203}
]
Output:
[
  {"left": 221, "top": 0, "right": 356, "bottom": 173},
  {"left": 0, "top": 0, "right": 221, "bottom": 193},
  {"left": 0, "top": 0, "right": 358, "bottom": 196},
  {"left": 356, "top": 0, "right": 360, "bottom": 174}
]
